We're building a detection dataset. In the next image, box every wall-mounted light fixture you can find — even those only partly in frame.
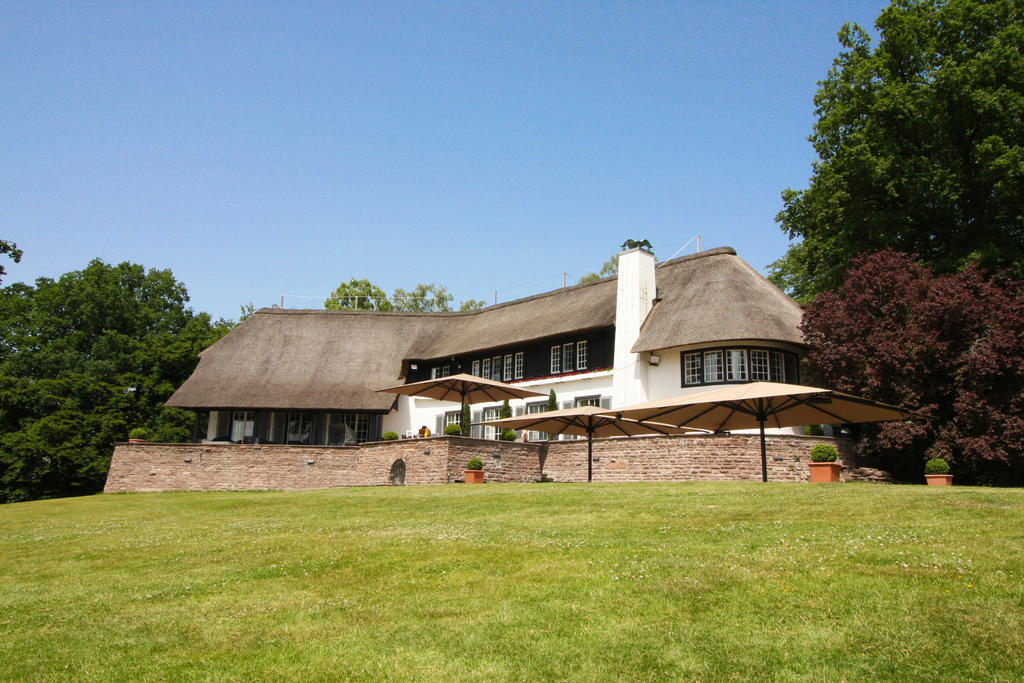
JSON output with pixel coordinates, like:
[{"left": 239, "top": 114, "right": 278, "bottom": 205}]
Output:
[
  {"left": 423, "top": 448, "right": 430, "bottom": 455},
  {"left": 306, "top": 459, "right": 315, "bottom": 466},
  {"left": 184, "top": 457, "right": 192, "bottom": 463},
  {"left": 648, "top": 354, "right": 660, "bottom": 366}
]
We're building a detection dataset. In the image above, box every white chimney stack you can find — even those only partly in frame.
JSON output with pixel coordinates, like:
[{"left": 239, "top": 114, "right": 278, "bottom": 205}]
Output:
[{"left": 612, "top": 247, "right": 656, "bottom": 408}]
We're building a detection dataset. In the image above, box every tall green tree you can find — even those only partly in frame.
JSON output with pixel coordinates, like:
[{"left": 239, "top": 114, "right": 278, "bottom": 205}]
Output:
[
  {"left": 770, "top": 0, "right": 1024, "bottom": 301},
  {"left": 0, "top": 240, "right": 22, "bottom": 284},
  {"left": 391, "top": 283, "right": 454, "bottom": 312},
  {"left": 0, "top": 259, "right": 230, "bottom": 502},
  {"left": 578, "top": 255, "right": 619, "bottom": 284},
  {"left": 324, "top": 278, "right": 393, "bottom": 311}
]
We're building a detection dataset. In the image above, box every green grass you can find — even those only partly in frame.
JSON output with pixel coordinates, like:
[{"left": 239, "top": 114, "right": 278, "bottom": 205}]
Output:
[{"left": 2, "top": 482, "right": 1023, "bottom": 681}]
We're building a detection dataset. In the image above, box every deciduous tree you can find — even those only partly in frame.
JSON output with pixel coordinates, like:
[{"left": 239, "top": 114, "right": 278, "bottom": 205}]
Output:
[
  {"left": 771, "top": 0, "right": 1024, "bottom": 301},
  {"left": 0, "top": 240, "right": 22, "bottom": 284},
  {"left": 324, "top": 278, "right": 392, "bottom": 311},
  {"left": 0, "top": 259, "right": 230, "bottom": 502},
  {"left": 802, "top": 250, "right": 1024, "bottom": 485}
]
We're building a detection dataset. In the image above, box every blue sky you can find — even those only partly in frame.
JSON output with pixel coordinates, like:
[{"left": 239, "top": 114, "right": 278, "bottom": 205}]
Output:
[{"left": 3, "top": 1, "right": 889, "bottom": 320}]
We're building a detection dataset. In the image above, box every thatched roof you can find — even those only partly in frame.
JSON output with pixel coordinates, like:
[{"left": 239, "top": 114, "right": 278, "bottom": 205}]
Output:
[
  {"left": 632, "top": 247, "right": 804, "bottom": 353},
  {"left": 167, "top": 247, "right": 803, "bottom": 411}
]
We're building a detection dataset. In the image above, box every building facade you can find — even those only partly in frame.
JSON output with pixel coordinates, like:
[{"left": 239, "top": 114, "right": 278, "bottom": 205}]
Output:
[{"left": 165, "top": 246, "right": 805, "bottom": 446}]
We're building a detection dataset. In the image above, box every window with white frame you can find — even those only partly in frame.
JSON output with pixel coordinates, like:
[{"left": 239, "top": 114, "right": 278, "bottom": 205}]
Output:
[
  {"left": 471, "top": 360, "right": 480, "bottom": 377},
  {"left": 749, "top": 350, "right": 770, "bottom": 381},
  {"left": 576, "top": 341, "right": 588, "bottom": 370},
  {"left": 482, "top": 358, "right": 491, "bottom": 379},
  {"left": 444, "top": 411, "right": 461, "bottom": 431},
  {"left": 514, "top": 352, "right": 524, "bottom": 379},
  {"left": 503, "top": 354, "right": 513, "bottom": 381},
  {"left": 703, "top": 351, "right": 724, "bottom": 383},
  {"left": 726, "top": 349, "right": 747, "bottom": 382},
  {"left": 550, "top": 346, "right": 561, "bottom": 374},
  {"left": 491, "top": 356, "right": 501, "bottom": 381},
  {"left": 771, "top": 351, "right": 785, "bottom": 382},
  {"left": 431, "top": 365, "right": 451, "bottom": 379},
  {"left": 563, "top": 343, "right": 575, "bottom": 373},
  {"left": 574, "top": 395, "right": 600, "bottom": 407},
  {"left": 526, "top": 401, "right": 548, "bottom": 441},
  {"left": 231, "top": 411, "right": 255, "bottom": 443},
  {"left": 684, "top": 352, "right": 702, "bottom": 385},
  {"left": 482, "top": 406, "right": 502, "bottom": 440}
]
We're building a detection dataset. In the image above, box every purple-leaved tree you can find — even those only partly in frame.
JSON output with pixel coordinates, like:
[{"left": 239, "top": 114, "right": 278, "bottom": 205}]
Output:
[{"left": 802, "top": 250, "right": 1024, "bottom": 485}]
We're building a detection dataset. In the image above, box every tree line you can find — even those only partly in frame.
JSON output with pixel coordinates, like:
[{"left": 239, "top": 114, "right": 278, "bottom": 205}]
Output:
[{"left": 775, "top": 0, "right": 1024, "bottom": 484}]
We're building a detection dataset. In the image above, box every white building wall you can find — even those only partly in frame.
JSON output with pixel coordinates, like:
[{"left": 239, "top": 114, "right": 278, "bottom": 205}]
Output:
[{"left": 612, "top": 248, "right": 656, "bottom": 408}]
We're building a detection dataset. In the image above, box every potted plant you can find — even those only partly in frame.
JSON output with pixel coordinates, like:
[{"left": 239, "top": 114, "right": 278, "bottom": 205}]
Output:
[
  {"left": 381, "top": 431, "right": 399, "bottom": 441},
  {"left": 924, "top": 457, "right": 953, "bottom": 486},
  {"left": 808, "top": 443, "right": 841, "bottom": 483},
  {"left": 128, "top": 427, "right": 150, "bottom": 444},
  {"left": 444, "top": 423, "right": 463, "bottom": 436},
  {"left": 465, "top": 457, "right": 484, "bottom": 483},
  {"left": 500, "top": 428, "right": 517, "bottom": 441}
]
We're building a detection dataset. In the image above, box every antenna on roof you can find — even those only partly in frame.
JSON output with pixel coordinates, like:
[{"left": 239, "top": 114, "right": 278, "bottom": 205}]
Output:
[{"left": 667, "top": 234, "right": 701, "bottom": 261}]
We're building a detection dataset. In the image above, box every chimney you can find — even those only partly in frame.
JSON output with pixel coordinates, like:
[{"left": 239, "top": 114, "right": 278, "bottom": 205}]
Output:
[{"left": 612, "top": 247, "right": 656, "bottom": 408}]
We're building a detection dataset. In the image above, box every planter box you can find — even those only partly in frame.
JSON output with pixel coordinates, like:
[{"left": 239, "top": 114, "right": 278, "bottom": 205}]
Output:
[
  {"left": 808, "top": 462, "right": 842, "bottom": 483},
  {"left": 465, "top": 470, "right": 485, "bottom": 484},
  {"left": 925, "top": 474, "right": 953, "bottom": 486}
]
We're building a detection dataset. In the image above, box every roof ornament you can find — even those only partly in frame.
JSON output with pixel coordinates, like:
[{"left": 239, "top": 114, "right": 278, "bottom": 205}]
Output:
[{"left": 620, "top": 239, "right": 653, "bottom": 252}]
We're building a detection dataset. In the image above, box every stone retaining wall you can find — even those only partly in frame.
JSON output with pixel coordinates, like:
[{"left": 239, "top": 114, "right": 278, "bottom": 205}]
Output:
[
  {"left": 543, "top": 434, "right": 859, "bottom": 483},
  {"left": 104, "top": 434, "right": 873, "bottom": 493},
  {"left": 103, "top": 437, "right": 544, "bottom": 493}
]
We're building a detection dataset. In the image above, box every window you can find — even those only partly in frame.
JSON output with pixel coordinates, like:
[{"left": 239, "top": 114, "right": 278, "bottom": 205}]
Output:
[
  {"left": 444, "top": 411, "right": 461, "bottom": 431},
  {"left": 526, "top": 401, "right": 548, "bottom": 441},
  {"left": 726, "top": 349, "right": 747, "bottom": 382},
  {"left": 703, "top": 351, "right": 724, "bottom": 383},
  {"left": 576, "top": 341, "right": 588, "bottom": 370},
  {"left": 231, "top": 411, "right": 255, "bottom": 443},
  {"left": 286, "top": 412, "right": 314, "bottom": 444},
  {"left": 431, "top": 365, "right": 450, "bottom": 379},
  {"left": 575, "top": 395, "right": 600, "bottom": 407},
  {"left": 471, "top": 360, "right": 480, "bottom": 377},
  {"left": 514, "top": 352, "right": 524, "bottom": 379},
  {"left": 750, "top": 350, "right": 770, "bottom": 381},
  {"left": 482, "top": 358, "right": 491, "bottom": 379},
  {"left": 563, "top": 343, "right": 575, "bottom": 373},
  {"left": 771, "top": 351, "right": 785, "bottom": 382},
  {"left": 503, "top": 354, "right": 513, "bottom": 381},
  {"left": 684, "top": 353, "right": 703, "bottom": 385},
  {"left": 491, "top": 356, "right": 501, "bottom": 381},
  {"left": 550, "top": 346, "right": 561, "bottom": 374},
  {"left": 482, "top": 406, "right": 502, "bottom": 440},
  {"left": 344, "top": 413, "right": 370, "bottom": 443}
]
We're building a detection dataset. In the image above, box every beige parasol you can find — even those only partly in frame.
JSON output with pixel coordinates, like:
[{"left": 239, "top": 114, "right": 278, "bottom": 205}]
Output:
[
  {"left": 377, "top": 373, "right": 546, "bottom": 433},
  {"left": 480, "top": 405, "right": 707, "bottom": 482},
  {"left": 608, "top": 382, "right": 927, "bottom": 482}
]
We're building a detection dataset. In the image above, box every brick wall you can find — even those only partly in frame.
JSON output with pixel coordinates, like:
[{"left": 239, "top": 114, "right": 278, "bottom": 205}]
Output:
[
  {"left": 542, "top": 434, "right": 861, "bottom": 483},
  {"left": 104, "top": 433, "right": 876, "bottom": 493},
  {"left": 103, "top": 436, "right": 545, "bottom": 493}
]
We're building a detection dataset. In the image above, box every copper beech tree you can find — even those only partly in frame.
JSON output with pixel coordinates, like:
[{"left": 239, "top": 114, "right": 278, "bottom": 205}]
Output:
[{"left": 801, "top": 250, "right": 1024, "bottom": 485}]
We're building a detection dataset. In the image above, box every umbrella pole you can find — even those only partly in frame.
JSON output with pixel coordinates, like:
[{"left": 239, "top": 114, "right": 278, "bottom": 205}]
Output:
[
  {"left": 587, "top": 432, "right": 593, "bottom": 483},
  {"left": 759, "top": 419, "right": 768, "bottom": 482}
]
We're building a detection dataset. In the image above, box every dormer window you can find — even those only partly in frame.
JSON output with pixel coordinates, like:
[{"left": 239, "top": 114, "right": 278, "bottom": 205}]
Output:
[{"left": 683, "top": 347, "right": 798, "bottom": 388}]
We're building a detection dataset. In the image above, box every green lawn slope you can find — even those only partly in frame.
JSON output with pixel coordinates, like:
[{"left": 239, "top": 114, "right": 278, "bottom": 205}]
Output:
[{"left": 2, "top": 482, "right": 1023, "bottom": 681}]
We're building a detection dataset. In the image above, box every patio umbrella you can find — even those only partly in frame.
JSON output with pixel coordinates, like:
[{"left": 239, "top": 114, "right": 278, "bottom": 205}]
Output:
[
  {"left": 377, "top": 373, "right": 546, "bottom": 434},
  {"left": 607, "top": 382, "right": 927, "bottom": 482},
  {"left": 479, "top": 405, "right": 707, "bottom": 482}
]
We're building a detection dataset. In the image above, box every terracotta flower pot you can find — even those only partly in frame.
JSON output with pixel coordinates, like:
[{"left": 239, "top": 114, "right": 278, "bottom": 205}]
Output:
[
  {"left": 128, "top": 438, "right": 147, "bottom": 444},
  {"left": 465, "top": 469, "right": 484, "bottom": 484},
  {"left": 925, "top": 474, "right": 953, "bottom": 486},
  {"left": 808, "top": 461, "right": 842, "bottom": 483}
]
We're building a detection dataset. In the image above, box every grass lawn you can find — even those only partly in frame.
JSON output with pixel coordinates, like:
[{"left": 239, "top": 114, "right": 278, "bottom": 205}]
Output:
[{"left": 2, "top": 482, "right": 1023, "bottom": 681}]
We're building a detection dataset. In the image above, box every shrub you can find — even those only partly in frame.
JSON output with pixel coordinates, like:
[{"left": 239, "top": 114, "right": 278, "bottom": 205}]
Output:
[
  {"left": 381, "top": 431, "right": 398, "bottom": 441},
  {"left": 444, "top": 423, "right": 463, "bottom": 436},
  {"left": 128, "top": 427, "right": 151, "bottom": 441},
  {"left": 500, "top": 429, "right": 517, "bottom": 441},
  {"left": 804, "top": 424, "right": 824, "bottom": 436},
  {"left": 925, "top": 457, "right": 950, "bottom": 475},
  {"left": 461, "top": 404, "right": 471, "bottom": 435},
  {"left": 466, "top": 457, "right": 483, "bottom": 471},
  {"left": 810, "top": 444, "right": 838, "bottom": 462}
]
